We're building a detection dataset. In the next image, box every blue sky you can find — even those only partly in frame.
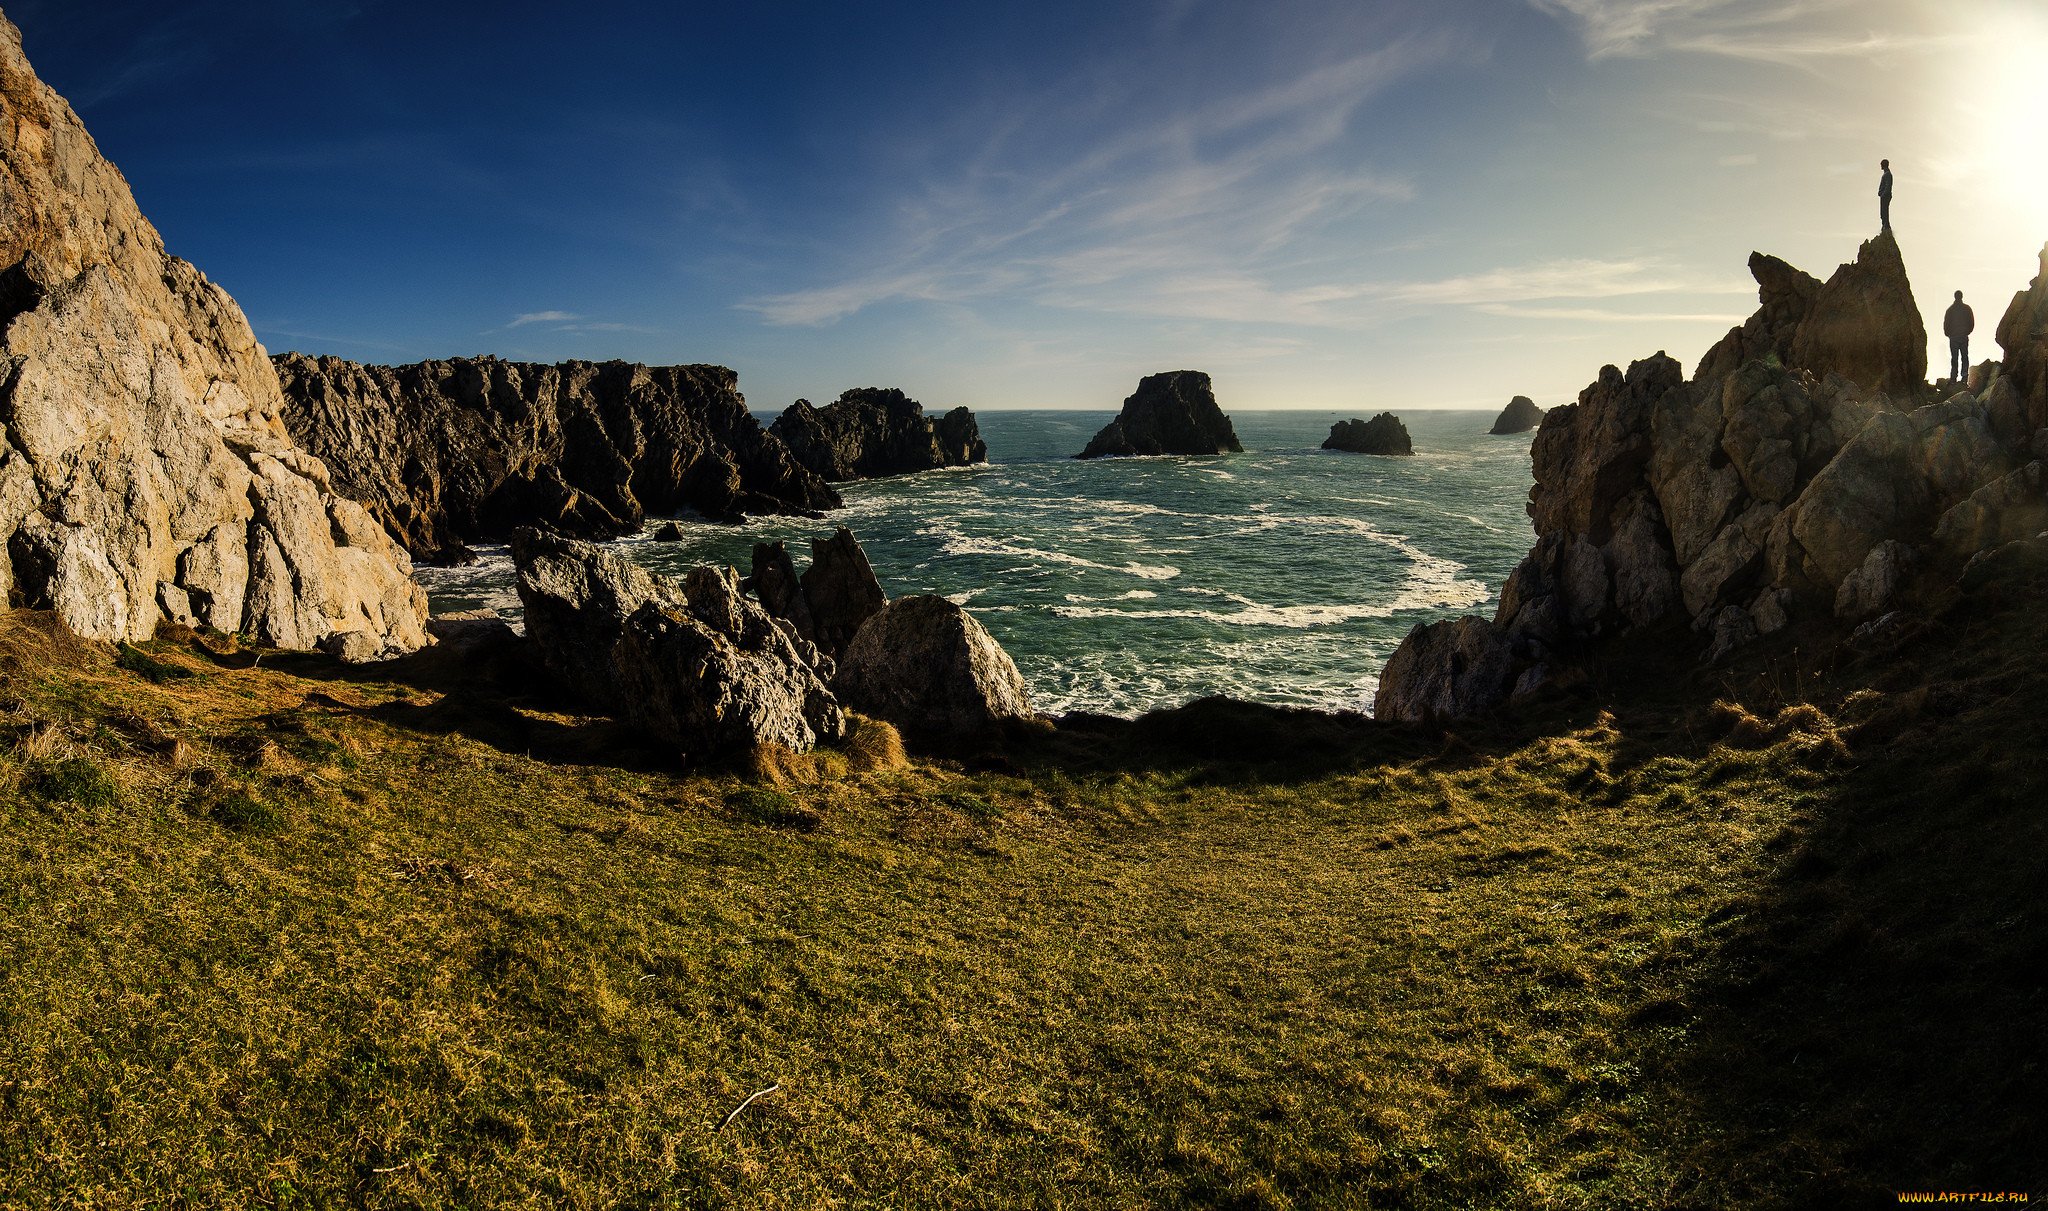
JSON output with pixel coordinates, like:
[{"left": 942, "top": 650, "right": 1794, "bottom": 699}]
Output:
[{"left": 10, "top": 0, "right": 2047, "bottom": 410}]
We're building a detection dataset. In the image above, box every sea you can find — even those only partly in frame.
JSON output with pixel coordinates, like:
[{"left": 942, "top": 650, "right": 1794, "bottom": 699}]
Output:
[{"left": 418, "top": 410, "right": 1539, "bottom": 718}]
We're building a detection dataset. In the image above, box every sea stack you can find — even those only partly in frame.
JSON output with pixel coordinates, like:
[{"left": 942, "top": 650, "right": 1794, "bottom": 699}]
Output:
[
  {"left": 768, "top": 388, "right": 987, "bottom": 481},
  {"left": 1488, "top": 396, "right": 1545, "bottom": 435},
  {"left": 1323, "top": 413, "right": 1414, "bottom": 456},
  {"left": 0, "top": 14, "right": 426, "bottom": 657},
  {"left": 1075, "top": 371, "right": 1242, "bottom": 459}
]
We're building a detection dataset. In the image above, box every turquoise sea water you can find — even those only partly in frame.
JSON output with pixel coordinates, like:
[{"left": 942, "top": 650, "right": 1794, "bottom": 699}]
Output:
[{"left": 420, "top": 410, "right": 1539, "bottom": 717}]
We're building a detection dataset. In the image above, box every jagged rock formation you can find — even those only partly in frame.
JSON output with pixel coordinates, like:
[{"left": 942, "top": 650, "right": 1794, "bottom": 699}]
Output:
[
  {"left": 746, "top": 526, "right": 887, "bottom": 659},
  {"left": 1996, "top": 242, "right": 2048, "bottom": 432},
  {"left": 1324, "top": 413, "right": 1414, "bottom": 456},
  {"left": 1378, "top": 231, "right": 2048, "bottom": 723},
  {"left": 0, "top": 16, "right": 425, "bottom": 656},
  {"left": 1075, "top": 371, "right": 1242, "bottom": 459},
  {"left": 1489, "top": 396, "right": 1545, "bottom": 435},
  {"left": 767, "top": 388, "right": 986, "bottom": 481},
  {"left": 833, "top": 595, "right": 1035, "bottom": 740},
  {"left": 274, "top": 354, "right": 839, "bottom": 561},
  {"left": 512, "top": 528, "right": 843, "bottom": 758}
]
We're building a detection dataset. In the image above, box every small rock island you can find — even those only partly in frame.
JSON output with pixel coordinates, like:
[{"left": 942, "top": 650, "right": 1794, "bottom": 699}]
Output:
[
  {"left": 1323, "top": 413, "right": 1414, "bottom": 456},
  {"left": 1488, "top": 395, "right": 1545, "bottom": 434},
  {"left": 769, "top": 387, "right": 986, "bottom": 482},
  {"left": 1075, "top": 370, "right": 1242, "bottom": 458}
]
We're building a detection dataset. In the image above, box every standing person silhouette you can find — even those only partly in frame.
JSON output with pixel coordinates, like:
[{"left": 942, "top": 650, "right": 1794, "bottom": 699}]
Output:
[
  {"left": 1879, "top": 159, "right": 1893, "bottom": 231},
  {"left": 1945, "top": 290, "right": 1974, "bottom": 383}
]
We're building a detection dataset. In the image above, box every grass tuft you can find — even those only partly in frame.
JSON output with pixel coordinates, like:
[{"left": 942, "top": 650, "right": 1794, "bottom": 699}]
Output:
[
  {"left": 22, "top": 752, "right": 118, "bottom": 809},
  {"left": 843, "top": 713, "right": 908, "bottom": 772}
]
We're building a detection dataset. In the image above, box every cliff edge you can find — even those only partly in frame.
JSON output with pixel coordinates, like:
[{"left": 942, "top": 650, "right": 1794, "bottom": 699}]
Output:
[{"left": 0, "top": 15, "right": 424, "bottom": 656}]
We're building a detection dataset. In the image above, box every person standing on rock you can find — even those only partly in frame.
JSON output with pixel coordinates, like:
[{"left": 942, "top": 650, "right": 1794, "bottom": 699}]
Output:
[
  {"left": 1878, "top": 159, "right": 1893, "bottom": 231},
  {"left": 1945, "top": 289, "right": 1975, "bottom": 383}
]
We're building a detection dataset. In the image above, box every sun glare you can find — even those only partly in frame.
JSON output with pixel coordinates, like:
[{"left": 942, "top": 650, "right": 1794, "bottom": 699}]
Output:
[{"left": 1975, "top": 15, "right": 2048, "bottom": 229}]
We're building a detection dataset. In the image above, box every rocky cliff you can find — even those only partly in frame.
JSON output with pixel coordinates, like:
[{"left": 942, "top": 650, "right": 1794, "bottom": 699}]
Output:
[
  {"left": 1076, "top": 371, "right": 1242, "bottom": 459},
  {"left": 1489, "top": 396, "right": 1545, "bottom": 435},
  {"left": 768, "top": 388, "right": 986, "bottom": 482},
  {"left": 274, "top": 355, "right": 839, "bottom": 561},
  {"left": 1377, "top": 231, "right": 2048, "bottom": 723},
  {"left": 0, "top": 16, "right": 425, "bottom": 656},
  {"left": 1324, "top": 413, "right": 1414, "bottom": 455}
]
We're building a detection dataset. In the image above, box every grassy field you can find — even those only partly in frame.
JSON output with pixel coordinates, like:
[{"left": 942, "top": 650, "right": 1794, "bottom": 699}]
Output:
[{"left": 0, "top": 571, "right": 2043, "bottom": 1208}]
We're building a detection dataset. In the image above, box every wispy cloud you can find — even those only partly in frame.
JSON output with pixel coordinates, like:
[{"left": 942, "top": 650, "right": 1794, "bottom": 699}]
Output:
[
  {"left": 740, "top": 27, "right": 1460, "bottom": 331},
  {"left": 506, "top": 310, "right": 581, "bottom": 328},
  {"left": 1529, "top": 0, "right": 1966, "bottom": 64},
  {"left": 1475, "top": 303, "right": 1745, "bottom": 322}
]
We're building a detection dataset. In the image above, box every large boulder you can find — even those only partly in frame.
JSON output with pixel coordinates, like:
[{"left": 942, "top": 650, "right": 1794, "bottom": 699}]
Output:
[
  {"left": 1075, "top": 370, "right": 1242, "bottom": 458},
  {"left": 1488, "top": 396, "right": 1545, "bottom": 435},
  {"left": 1323, "top": 413, "right": 1414, "bottom": 455},
  {"left": 276, "top": 354, "right": 838, "bottom": 561},
  {"left": 1788, "top": 230, "right": 1928, "bottom": 399},
  {"left": 512, "top": 529, "right": 843, "bottom": 759},
  {"left": 832, "top": 595, "right": 1034, "bottom": 740},
  {"left": 1372, "top": 617, "right": 1517, "bottom": 724},
  {"left": 767, "top": 388, "right": 986, "bottom": 482},
  {"left": 0, "top": 16, "right": 424, "bottom": 657}
]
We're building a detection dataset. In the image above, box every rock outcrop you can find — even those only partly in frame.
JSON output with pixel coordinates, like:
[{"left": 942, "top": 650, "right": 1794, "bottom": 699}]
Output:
[
  {"left": 1075, "top": 371, "right": 1242, "bottom": 459},
  {"left": 833, "top": 595, "right": 1035, "bottom": 740},
  {"left": 746, "top": 526, "right": 886, "bottom": 659},
  {"left": 767, "top": 388, "right": 986, "bottom": 481},
  {"left": 513, "top": 528, "right": 843, "bottom": 758},
  {"left": 0, "top": 16, "right": 425, "bottom": 657},
  {"left": 275, "top": 354, "right": 839, "bottom": 561},
  {"left": 1996, "top": 242, "right": 2048, "bottom": 432},
  {"left": 1378, "top": 232, "right": 2046, "bottom": 723},
  {"left": 1323, "top": 413, "right": 1414, "bottom": 456},
  {"left": 1489, "top": 396, "right": 1545, "bottom": 435}
]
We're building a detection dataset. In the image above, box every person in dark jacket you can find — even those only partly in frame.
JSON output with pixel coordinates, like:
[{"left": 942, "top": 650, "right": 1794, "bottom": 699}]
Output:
[
  {"left": 1879, "top": 159, "right": 1893, "bottom": 230},
  {"left": 1945, "top": 290, "right": 1974, "bottom": 383}
]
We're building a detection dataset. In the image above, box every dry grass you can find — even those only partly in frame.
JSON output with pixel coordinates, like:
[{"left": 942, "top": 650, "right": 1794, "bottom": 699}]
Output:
[{"left": 0, "top": 593, "right": 2040, "bottom": 1208}]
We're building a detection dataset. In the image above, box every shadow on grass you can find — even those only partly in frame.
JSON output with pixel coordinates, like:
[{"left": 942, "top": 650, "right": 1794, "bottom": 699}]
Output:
[{"left": 1639, "top": 575, "right": 2048, "bottom": 1206}]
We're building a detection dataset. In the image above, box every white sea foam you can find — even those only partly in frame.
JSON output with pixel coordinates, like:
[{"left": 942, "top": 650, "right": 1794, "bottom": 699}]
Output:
[{"left": 926, "top": 527, "right": 1180, "bottom": 581}]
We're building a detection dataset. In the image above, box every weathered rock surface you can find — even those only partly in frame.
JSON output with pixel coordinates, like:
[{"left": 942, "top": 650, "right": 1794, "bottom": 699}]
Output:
[
  {"left": 0, "top": 16, "right": 425, "bottom": 657},
  {"left": 833, "top": 595, "right": 1034, "bottom": 740},
  {"left": 1996, "top": 242, "right": 2048, "bottom": 431},
  {"left": 1076, "top": 371, "right": 1242, "bottom": 459},
  {"left": 275, "top": 354, "right": 839, "bottom": 561},
  {"left": 1372, "top": 617, "right": 1517, "bottom": 723},
  {"left": 797, "top": 527, "right": 886, "bottom": 658},
  {"left": 512, "top": 528, "right": 843, "bottom": 758},
  {"left": 1488, "top": 396, "right": 1545, "bottom": 435},
  {"left": 767, "top": 388, "right": 986, "bottom": 481},
  {"left": 1323, "top": 413, "right": 1414, "bottom": 456},
  {"left": 1378, "top": 231, "right": 2046, "bottom": 723},
  {"left": 1788, "top": 230, "right": 1927, "bottom": 399}
]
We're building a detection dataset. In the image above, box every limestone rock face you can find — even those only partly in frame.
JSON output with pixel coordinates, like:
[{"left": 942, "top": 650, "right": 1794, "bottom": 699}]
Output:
[
  {"left": 1377, "top": 233, "right": 2046, "bottom": 723},
  {"left": 1323, "top": 413, "right": 1414, "bottom": 455},
  {"left": 1372, "top": 617, "right": 1517, "bottom": 724},
  {"left": 1996, "top": 242, "right": 2048, "bottom": 431},
  {"left": 512, "top": 528, "right": 843, "bottom": 758},
  {"left": 767, "top": 388, "right": 986, "bottom": 482},
  {"left": 832, "top": 595, "right": 1034, "bottom": 740},
  {"left": 798, "top": 527, "right": 886, "bottom": 657},
  {"left": 276, "top": 354, "right": 838, "bottom": 561},
  {"left": 1488, "top": 396, "right": 1545, "bottom": 435},
  {"left": 1788, "top": 230, "right": 1927, "bottom": 399},
  {"left": 0, "top": 16, "right": 424, "bottom": 656},
  {"left": 1694, "top": 253, "right": 1822, "bottom": 384},
  {"left": 1076, "top": 371, "right": 1242, "bottom": 458}
]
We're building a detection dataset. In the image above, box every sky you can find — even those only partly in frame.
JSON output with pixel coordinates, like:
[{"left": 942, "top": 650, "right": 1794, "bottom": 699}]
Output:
[{"left": 8, "top": 0, "right": 2047, "bottom": 411}]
